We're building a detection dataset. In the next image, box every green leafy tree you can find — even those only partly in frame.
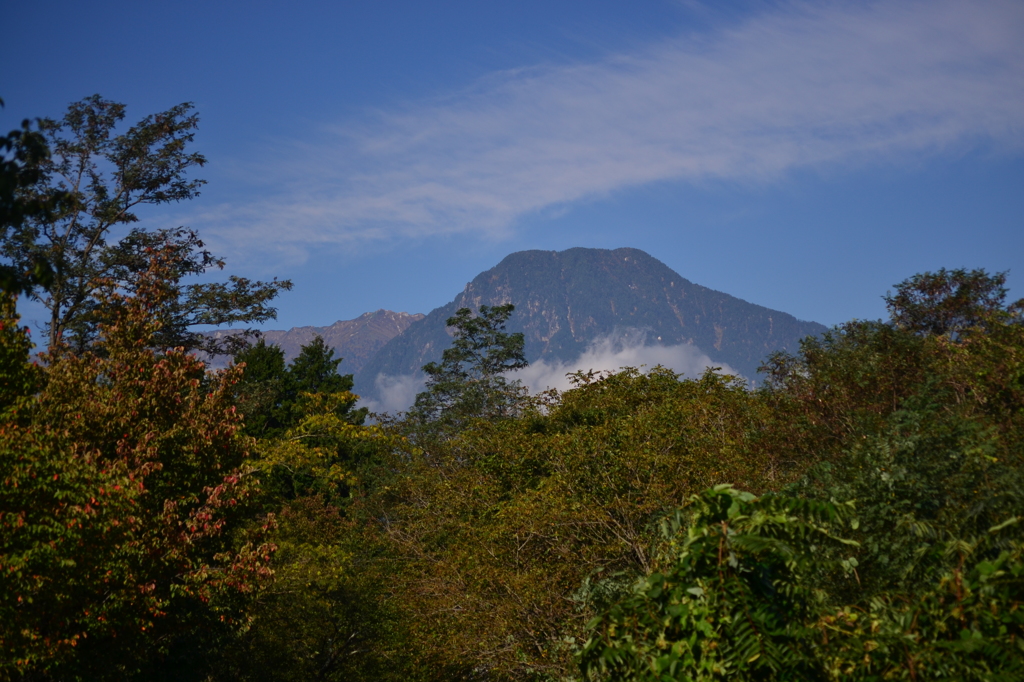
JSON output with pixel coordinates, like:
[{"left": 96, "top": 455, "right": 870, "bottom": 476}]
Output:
[
  {"left": 262, "top": 337, "right": 369, "bottom": 502},
  {"left": 0, "top": 251, "right": 275, "bottom": 680},
  {"left": 351, "top": 368, "right": 782, "bottom": 679},
  {"left": 580, "top": 485, "right": 1024, "bottom": 681},
  {"left": 723, "top": 267, "right": 1024, "bottom": 679},
  {"left": 762, "top": 269, "right": 1024, "bottom": 594},
  {"left": 287, "top": 335, "right": 367, "bottom": 427},
  {"left": 211, "top": 343, "right": 384, "bottom": 681},
  {"left": 580, "top": 486, "right": 858, "bottom": 681},
  {"left": 0, "top": 97, "right": 68, "bottom": 294},
  {"left": 233, "top": 339, "right": 291, "bottom": 438},
  {"left": 884, "top": 267, "right": 1018, "bottom": 337},
  {"left": 0, "top": 294, "right": 39, "bottom": 411},
  {"left": 289, "top": 336, "right": 352, "bottom": 395},
  {"left": 1, "top": 95, "right": 290, "bottom": 352},
  {"left": 209, "top": 496, "right": 399, "bottom": 682},
  {"left": 408, "top": 304, "right": 528, "bottom": 431},
  {"left": 234, "top": 335, "right": 366, "bottom": 440}
]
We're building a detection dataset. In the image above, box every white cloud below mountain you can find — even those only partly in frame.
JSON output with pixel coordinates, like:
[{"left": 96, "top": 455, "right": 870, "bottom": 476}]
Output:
[
  {"left": 360, "top": 331, "right": 737, "bottom": 415},
  {"left": 512, "top": 332, "right": 738, "bottom": 395}
]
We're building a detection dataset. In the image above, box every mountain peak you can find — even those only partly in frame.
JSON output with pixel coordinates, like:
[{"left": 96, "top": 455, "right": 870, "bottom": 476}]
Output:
[{"left": 354, "top": 246, "right": 826, "bottom": 400}]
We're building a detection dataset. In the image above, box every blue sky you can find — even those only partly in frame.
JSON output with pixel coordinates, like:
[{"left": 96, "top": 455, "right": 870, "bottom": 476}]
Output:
[{"left": 4, "top": 0, "right": 1023, "bottom": 334}]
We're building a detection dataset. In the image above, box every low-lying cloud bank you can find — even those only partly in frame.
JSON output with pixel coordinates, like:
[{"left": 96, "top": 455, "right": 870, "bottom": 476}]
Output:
[
  {"left": 359, "top": 331, "right": 736, "bottom": 415},
  {"left": 360, "top": 372, "right": 429, "bottom": 417},
  {"left": 511, "top": 332, "right": 738, "bottom": 395}
]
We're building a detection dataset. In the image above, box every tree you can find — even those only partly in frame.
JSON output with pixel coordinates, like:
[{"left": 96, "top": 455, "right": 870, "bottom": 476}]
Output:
[
  {"left": 0, "top": 97, "right": 68, "bottom": 294},
  {"left": 233, "top": 336, "right": 368, "bottom": 503},
  {"left": 884, "top": 268, "right": 1018, "bottom": 337},
  {"left": 0, "top": 251, "right": 275, "bottom": 680},
  {"left": 408, "top": 304, "right": 528, "bottom": 430},
  {"left": 580, "top": 486, "right": 858, "bottom": 681},
  {"left": 285, "top": 334, "right": 367, "bottom": 437},
  {"left": 204, "top": 339, "right": 384, "bottom": 681},
  {"left": 356, "top": 368, "right": 781, "bottom": 679},
  {"left": 580, "top": 484, "right": 1024, "bottom": 681},
  {"left": 289, "top": 335, "right": 358, "bottom": 398},
  {"left": 0, "top": 294, "right": 38, "bottom": 411},
  {"left": 233, "top": 335, "right": 366, "bottom": 440},
  {"left": 208, "top": 496, "right": 398, "bottom": 682},
  {"left": 233, "top": 339, "right": 291, "bottom": 438},
  {"left": 95, "top": 226, "right": 291, "bottom": 355},
  {"left": 1, "top": 95, "right": 290, "bottom": 352}
]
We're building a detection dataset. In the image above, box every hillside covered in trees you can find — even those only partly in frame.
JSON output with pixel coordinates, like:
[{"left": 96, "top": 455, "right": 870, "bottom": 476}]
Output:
[{"left": 3, "top": 97, "right": 1023, "bottom": 681}]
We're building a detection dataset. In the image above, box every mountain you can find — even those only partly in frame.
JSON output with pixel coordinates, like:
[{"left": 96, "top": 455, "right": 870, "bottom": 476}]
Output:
[
  {"left": 207, "top": 310, "right": 425, "bottom": 376},
  {"left": 354, "top": 248, "right": 826, "bottom": 397}
]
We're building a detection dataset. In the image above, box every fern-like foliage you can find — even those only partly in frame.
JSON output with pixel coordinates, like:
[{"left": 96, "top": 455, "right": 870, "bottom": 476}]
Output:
[
  {"left": 580, "top": 485, "right": 1024, "bottom": 681},
  {"left": 579, "top": 485, "right": 858, "bottom": 681}
]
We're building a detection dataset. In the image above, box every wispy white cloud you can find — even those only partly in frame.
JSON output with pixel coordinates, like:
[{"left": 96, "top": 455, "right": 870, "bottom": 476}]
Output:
[{"left": 194, "top": 0, "right": 1024, "bottom": 263}]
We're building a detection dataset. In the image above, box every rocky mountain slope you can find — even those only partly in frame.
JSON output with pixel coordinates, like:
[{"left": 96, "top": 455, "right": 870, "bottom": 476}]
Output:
[
  {"left": 354, "top": 248, "right": 826, "bottom": 397},
  {"left": 207, "top": 310, "right": 424, "bottom": 376},
  {"left": 260, "top": 310, "right": 424, "bottom": 375}
]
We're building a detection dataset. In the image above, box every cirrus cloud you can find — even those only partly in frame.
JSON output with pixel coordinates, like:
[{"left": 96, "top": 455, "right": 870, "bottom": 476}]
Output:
[{"left": 191, "top": 0, "right": 1024, "bottom": 264}]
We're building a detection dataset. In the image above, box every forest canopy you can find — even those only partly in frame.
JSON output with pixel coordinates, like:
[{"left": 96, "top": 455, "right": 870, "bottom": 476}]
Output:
[{"left": 2, "top": 97, "right": 1022, "bottom": 681}]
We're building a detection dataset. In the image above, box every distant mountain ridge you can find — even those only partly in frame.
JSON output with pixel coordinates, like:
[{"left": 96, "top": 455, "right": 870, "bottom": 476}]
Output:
[
  {"left": 206, "top": 310, "right": 424, "bottom": 376},
  {"left": 261, "top": 310, "right": 425, "bottom": 376},
  {"left": 354, "top": 247, "right": 826, "bottom": 398}
]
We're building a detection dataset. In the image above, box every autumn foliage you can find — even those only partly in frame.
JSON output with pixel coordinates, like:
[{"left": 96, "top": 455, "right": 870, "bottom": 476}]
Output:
[
  {"left": 2, "top": 258, "right": 1023, "bottom": 681},
  {"left": 0, "top": 253, "right": 274, "bottom": 679}
]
